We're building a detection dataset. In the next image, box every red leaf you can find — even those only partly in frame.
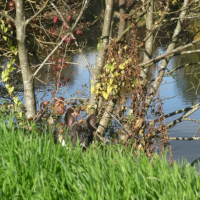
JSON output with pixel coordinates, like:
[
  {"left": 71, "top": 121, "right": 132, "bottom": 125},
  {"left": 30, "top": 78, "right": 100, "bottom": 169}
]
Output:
[
  {"left": 51, "top": 90, "right": 55, "bottom": 95},
  {"left": 50, "top": 29, "right": 55, "bottom": 37},
  {"left": 58, "top": 58, "right": 62, "bottom": 63},
  {"left": 53, "top": 16, "right": 58, "bottom": 23},
  {"left": 76, "top": 29, "right": 83, "bottom": 36},
  {"left": 43, "top": 100, "right": 50, "bottom": 109},
  {"left": 67, "top": 14, "right": 72, "bottom": 22},
  {"left": 59, "top": 97, "right": 65, "bottom": 101},
  {"left": 63, "top": 22, "right": 68, "bottom": 29},
  {"left": 65, "top": 37, "right": 72, "bottom": 44}
]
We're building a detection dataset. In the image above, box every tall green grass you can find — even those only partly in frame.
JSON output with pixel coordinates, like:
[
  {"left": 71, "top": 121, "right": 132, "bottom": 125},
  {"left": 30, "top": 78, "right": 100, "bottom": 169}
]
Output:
[{"left": 0, "top": 114, "right": 200, "bottom": 199}]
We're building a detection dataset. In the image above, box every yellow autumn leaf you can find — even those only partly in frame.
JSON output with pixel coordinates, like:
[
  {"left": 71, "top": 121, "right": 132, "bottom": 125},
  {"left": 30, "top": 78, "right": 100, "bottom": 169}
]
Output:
[
  {"left": 96, "top": 83, "right": 101, "bottom": 90},
  {"left": 107, "top": 85, "right": 113, "bottom": 94},
  {"left": 110, "top": 78, "right": 114, "bottom": 85},
  {"left": 102, "top": 91, "right": 109, "bottom": 100},
  {"left": 119, "top": 64, "right": 124, "bottom": 69},
  {"left": 138, "top": 144, "right": 144, "bottom": 152},
  {"left": 115, "top": 72, "right": 120, "bottom": 77},
  {"left": 91, "top": 85, "right": 95, "bottom": 93},
  {"left": 19, "top": 111, "right": 23, "bottom": 118},
  {"left": 139, "top": 128, "right": 144, "bottom": 136},
  {"left": 5, "top": 84, "right": 10, "bottom": 89}
]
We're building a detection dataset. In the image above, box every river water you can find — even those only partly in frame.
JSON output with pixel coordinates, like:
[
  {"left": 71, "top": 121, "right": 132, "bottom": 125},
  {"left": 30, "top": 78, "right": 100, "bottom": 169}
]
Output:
[{"left": 34, "top": 44, "right": 200, "bottom": 163}]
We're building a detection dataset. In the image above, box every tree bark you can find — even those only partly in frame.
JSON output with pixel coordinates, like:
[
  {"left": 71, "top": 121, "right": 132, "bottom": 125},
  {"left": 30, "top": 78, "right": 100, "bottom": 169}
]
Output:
[
  {"left": 96, "top": 99, "right": 117, "bottom": 135},
  {"left": 16, "top": 0, "right": 36, "bottom": 118},
  {"left": 118, "top": 0, "right": 126, "bottom": 41},
  {"left": 140, "top": 0, "right": 154, "bottom": 82},
  {"left": 89, "top": 0, "right": 114, "bottom": 115}
]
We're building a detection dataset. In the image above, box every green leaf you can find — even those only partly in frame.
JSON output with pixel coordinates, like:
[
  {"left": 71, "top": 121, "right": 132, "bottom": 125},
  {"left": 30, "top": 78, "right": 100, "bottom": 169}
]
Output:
[
  {"left": 3, "top": 36, "right": 7, "bottom": 41},
  {"left": 2, "top": 70, "right": 9, "bottom": 82},
  {"left": 9, "top": 66, "right": 15, "bottom": 73},
  {"left": 13, "top": 97, "right": 18, "bottom": 105},
  {"left": 7, "top": 62, "right": 11, "bottom": 68},
  {"left": 8, "top": 86, "right": 14, "bottom": 95},
  {"left": 11, "top": 58, "right": 15, "bottom": 64},
  {"left": 170, "top": 73, "right": 175, "bottom": 79},
  {"left": 97, "top": 42, "right": 101, "bottom": 51}
]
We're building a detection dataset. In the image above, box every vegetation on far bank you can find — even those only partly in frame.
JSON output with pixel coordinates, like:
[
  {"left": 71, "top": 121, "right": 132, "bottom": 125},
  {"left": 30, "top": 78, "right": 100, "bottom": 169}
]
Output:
[{"left": 0, "top": 114, "right": 200, "bottom": 200}]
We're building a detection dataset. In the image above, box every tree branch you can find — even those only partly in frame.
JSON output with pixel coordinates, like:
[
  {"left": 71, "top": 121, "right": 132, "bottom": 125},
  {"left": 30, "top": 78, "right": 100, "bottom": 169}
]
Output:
[
  {"left": 138, "top": 37, "right": 200, "bottom": 70},
  {"left": 25, "top": 0, "right": 50, "bottom": 25},
  {"left": 167, "top": 103, "right": 200, "bottom": 130},
  {"left": 33, "top": 0, "right": 89, "bottom": 77},
  {"left": 0, "top": 11, "right": 15, "bottom": 23},
  {"left": 149, "top": 61, "right": 200, "bottom": 83},
  {"left": 0, "top": 29, "right": 17, "bottom": 41},
  {"left": 33, "top": 33, "right": 70, "bottom": 77},
  {"left": 169, "top": 137, "right": 200, "bottom": 140}
]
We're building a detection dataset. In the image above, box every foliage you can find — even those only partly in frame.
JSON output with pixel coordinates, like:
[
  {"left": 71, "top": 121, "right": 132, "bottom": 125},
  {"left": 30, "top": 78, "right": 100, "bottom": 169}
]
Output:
[{"left": 0, "top": 115, "right": 200, "bottom": 199}]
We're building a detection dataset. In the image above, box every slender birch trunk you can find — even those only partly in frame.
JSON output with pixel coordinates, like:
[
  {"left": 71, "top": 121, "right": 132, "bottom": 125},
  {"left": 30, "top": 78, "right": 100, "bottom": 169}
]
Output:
[
  {"left": 16, "top": 0, "right": 36, "bottom": 118},
  {"left": 90, "top": 0, "right": 114, "bottom": 115},
  {"left": 118, "top": 0, "right": 126, "bottom": 41},
  {"left": 140, "top": 0, "right": 154, "bottom": 82},
  {"left": 96, "top": 0, "right": 127, "bottom": 136}
]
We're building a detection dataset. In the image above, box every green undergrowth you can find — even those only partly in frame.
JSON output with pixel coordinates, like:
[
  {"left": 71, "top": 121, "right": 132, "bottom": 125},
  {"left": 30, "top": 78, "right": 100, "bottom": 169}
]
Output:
[{"left": 0, "top": 114, "right": 200, "bottom": 199}]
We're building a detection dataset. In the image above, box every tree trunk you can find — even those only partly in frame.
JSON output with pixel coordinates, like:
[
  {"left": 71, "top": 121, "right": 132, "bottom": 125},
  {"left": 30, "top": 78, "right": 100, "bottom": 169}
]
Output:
[
  {"left": 16, "top": 0, "right": 36, "bottom": 118},
  {"left": 90, "top": 0, "right": 114, "bottom": 115},
  {"left": 143, "top": 0, "right": 189, "bottom": 117},
  {"left": 118, "top": 0, "right": 126, "bottom": 41},
  {"left": 140, "top": 0, "right": 154, "bottom": 82},
  {"left": 96, "top": 0, "right": 128, "bottom": 136}
]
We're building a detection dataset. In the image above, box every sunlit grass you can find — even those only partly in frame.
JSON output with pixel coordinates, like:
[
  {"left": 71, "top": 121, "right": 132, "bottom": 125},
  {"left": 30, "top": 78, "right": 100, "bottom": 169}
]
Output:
[{"left": 0, "top": 114, "right": 200, "bottom": 199}]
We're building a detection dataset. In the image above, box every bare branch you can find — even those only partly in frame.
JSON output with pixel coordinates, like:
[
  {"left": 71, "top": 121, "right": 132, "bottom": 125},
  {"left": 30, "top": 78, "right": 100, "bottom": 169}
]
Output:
[
  {"left": 33, "top": 0, "right": 89, "bottom": 77},
  {"left": 150, "top": 61, "right": 200, "bottom": 83},
  {"left": 33, "top": 33, "right": 70, "bottom": 77},
  {"left": 0, "top": 11, "right": 15, "bottom": 24},
  {"left": 167, "top": 103, "right": 200, "bottom": 130},
  {"left": 169, "top": 137, "right": 200, "bottom": 140},
  {"left": 25, "top": 0, "right": 50, "bottom": 25},
  {"left": 51, "top": 2, "right": 92, "bottom": 71},
  {"left": 183, "top": 118, "right": 200, "bottom": 124},
  {"left": 138, "top": 37, "right": 200, "bottom": 70},
  {"left": 147, "top": 103, "right": 200, "bottom": 129}
]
